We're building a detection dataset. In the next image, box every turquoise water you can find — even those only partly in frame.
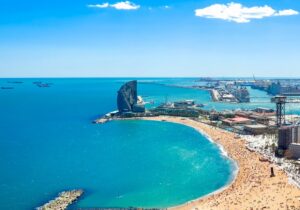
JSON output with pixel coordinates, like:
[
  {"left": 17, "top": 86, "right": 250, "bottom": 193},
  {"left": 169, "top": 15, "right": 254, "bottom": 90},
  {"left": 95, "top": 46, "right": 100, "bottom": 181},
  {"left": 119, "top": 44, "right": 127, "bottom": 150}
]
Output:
[{"left": 0, "top": 78, "right": 296, "bottom": 209}]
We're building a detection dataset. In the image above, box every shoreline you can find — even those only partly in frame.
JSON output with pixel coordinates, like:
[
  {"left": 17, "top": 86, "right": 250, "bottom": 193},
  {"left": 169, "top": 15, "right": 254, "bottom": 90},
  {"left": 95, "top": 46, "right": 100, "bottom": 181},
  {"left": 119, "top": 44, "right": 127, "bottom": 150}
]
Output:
[
  {"left": 133, "top": 116, "right": 300, "bottom": 210},
  {"left": 139, "top": 116, "right": 239, "bottom": 209}
]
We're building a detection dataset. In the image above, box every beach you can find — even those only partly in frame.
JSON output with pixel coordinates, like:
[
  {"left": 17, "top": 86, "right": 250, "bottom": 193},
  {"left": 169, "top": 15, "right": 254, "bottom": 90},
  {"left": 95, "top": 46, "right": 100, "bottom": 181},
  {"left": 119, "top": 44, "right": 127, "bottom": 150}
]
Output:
[{"left": 140, "top": 116, "right": 300, "bottom": 210}]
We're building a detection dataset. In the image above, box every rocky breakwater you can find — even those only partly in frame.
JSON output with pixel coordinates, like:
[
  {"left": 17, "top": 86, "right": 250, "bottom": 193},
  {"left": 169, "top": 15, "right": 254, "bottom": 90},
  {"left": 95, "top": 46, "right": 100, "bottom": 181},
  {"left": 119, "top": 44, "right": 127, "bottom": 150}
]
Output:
[{"left": 36, "top": 189, "right": 83, "bottom": 210}]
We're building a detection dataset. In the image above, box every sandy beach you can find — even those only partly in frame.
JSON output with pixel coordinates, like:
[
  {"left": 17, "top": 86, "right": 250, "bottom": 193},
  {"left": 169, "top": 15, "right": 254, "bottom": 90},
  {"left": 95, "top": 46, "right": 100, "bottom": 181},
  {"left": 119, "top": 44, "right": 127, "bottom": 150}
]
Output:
[{"left": 140, "top": 116, "right": 300, "bottom": 210}]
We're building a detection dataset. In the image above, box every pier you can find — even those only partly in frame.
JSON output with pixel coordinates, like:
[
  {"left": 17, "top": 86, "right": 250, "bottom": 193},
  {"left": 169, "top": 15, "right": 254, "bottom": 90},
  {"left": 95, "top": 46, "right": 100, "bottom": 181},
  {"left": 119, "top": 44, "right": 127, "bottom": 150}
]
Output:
[{"left": 36, "top": 189, "right": 83, "bottom": 210}]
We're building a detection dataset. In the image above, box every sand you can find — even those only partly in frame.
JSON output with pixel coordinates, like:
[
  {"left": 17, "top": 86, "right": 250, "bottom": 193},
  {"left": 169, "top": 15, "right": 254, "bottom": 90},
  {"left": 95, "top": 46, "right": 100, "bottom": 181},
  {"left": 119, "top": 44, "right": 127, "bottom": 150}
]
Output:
[{"left": 140, "top": 116, "right": 300, "bottom": 210}]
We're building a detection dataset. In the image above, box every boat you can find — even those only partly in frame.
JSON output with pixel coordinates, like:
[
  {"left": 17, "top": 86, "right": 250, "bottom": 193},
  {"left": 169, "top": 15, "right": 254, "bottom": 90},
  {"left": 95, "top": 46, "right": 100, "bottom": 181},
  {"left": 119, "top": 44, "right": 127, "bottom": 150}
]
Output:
[
  {"left": 7, "top": 81, "right": 23, "bottom": 84},
  {"left": 37, "top": 83, "right": 51, "bottom": 88},
  {"left": 1, "top": 87, "right": 14, "bottom": 89}
]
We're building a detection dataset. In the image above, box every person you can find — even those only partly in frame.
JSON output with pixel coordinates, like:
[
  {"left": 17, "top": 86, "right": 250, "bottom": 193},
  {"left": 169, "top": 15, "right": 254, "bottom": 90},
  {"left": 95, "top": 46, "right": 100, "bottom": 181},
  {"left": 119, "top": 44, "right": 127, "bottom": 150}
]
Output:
[{"left": 270, "top": 167, "right": 275, "bottom": 177}]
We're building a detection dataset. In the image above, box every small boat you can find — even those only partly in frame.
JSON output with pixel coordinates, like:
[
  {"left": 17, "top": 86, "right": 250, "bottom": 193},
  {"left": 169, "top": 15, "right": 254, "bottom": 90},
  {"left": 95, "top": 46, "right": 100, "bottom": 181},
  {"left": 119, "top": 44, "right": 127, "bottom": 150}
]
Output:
[
  {"left": 196, "top": 103, "right": 205, "bottom": 108},
  {"left": 1, "top": 87, "right": 14, "bottom": 90},
  {"left": 33, "top": 81, "right": 42, "bottom": 84},
  {"left": 37, "top": 83, "right": 51, "bottom": 88},
  {"left": 7, "top": 81, "right": 23, "bottom": 84}
]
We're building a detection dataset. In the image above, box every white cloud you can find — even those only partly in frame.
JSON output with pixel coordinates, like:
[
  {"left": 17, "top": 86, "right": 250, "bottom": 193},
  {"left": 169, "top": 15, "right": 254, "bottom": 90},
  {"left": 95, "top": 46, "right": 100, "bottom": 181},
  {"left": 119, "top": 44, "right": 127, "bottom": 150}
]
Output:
[
  {"left": 275, "top": 9, "right": 299, "bottom": 16},
  {"left": 111, "top": 1, "right": 140, "bottom": 10},
  {"left": 88, "top": 1, "right": 140, "bottom": 10},
  {"left": 87, "top": 3, "right": 109, "bottom": 8},
  {"left": 195, "top": 2, "right": 298, "bottom": 23}
]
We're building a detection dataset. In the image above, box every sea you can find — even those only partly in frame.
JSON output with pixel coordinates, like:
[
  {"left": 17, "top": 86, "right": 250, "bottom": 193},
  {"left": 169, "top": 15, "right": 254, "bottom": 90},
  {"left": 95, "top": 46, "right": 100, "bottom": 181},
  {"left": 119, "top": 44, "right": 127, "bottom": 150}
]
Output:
[{"left": 0, "top": 78, "right": 299, "bottom": 210}]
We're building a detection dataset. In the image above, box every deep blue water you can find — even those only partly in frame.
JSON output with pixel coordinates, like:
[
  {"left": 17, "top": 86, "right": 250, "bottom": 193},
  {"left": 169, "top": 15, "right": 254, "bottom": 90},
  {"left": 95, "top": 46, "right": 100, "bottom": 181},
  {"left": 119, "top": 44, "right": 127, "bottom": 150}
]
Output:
[{"left": 0, "top": 78, "right": 296, "bottom": 209}]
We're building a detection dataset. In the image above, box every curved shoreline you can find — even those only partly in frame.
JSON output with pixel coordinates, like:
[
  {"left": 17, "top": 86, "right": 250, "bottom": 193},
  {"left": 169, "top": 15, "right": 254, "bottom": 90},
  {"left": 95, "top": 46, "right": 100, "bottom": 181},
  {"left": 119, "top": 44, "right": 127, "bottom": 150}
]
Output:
[
  {"left": 168, "top": 129, "right": 239, "bottom": 209},
  {"left": 139, "top": 117, "right": 239, "bottom": 209},
  {"left": 150, "top": 118, "right": 240, "bottom": 209},
  {"left": 136, "top": 116, "right": 300, "bottom": 210}
]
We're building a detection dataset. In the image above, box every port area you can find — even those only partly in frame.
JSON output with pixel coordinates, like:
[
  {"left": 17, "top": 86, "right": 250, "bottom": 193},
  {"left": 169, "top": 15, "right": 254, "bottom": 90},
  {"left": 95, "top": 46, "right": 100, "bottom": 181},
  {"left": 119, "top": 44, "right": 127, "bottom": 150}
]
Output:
[
  {"left": 171, "top": 78, "right": 300, "bottom": 102},
  {"left": 36, "top": 189, "right": 83, "bottom": 210},
  {"left": 195, "top": 77, "right": 300, "bottom": 97},
  {"left": 170, "top": 83, "right": 250, "bottom": 103},
  {"left": 209, "top": 87, "right": 248, "bottom": 103},
  {"left": 200, "top": 83, "right": 250, "bottom": 103}
]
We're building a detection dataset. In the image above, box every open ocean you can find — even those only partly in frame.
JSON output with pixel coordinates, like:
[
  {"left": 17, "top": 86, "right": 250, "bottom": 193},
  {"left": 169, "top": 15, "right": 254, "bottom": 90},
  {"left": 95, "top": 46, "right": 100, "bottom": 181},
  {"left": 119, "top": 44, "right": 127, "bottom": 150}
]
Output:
[{"left": 0, "top": 78, "right": 298, "bottom": 209}]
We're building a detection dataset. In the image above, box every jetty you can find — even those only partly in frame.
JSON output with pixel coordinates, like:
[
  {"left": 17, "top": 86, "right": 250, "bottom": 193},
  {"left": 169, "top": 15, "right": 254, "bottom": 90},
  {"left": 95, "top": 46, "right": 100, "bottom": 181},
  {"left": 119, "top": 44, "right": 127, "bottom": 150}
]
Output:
[
  {"left": 93, "top": 118, "right": 110, "bottom": 124},
  {"left": 36, "top": 189, "right": 83, "bottom": 210}
]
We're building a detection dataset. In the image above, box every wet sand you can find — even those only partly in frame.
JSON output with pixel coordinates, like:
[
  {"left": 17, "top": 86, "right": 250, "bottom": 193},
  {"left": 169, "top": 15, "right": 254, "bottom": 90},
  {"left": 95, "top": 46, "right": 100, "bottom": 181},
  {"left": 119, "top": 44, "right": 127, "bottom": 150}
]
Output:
[{"left": 141, "top": 116, "right": 300, "bottom": 210}]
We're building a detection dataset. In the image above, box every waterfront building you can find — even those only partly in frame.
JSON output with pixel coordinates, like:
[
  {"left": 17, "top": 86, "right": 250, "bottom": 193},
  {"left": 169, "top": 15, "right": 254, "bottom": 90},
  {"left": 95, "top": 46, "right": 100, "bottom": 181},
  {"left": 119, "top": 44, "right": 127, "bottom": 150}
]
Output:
[
  {"left": 174, "top": 100, "right": 195, "bottom": 108},
  {"left": 249, "top": 114, "right": 271, "bottom": 125},
  {"left": 231, "top": 87, "right": 250, "bottom": 103},
  {"left": 150, "top": 100, "right": 204, "bottom": 117},
  {"left": 117, "top": 80, "right": 145, "bottom": 113},
  {"left": 268, "top": 81, "right": 300, "bottom": 96},
  {"left": 288, "top": 143, "right": 300, "bottom": 159},
  {"left": 222, "top": 117, "right": 253, "bottom": 126},
  {"left": 244, "top": 124, "right": 268, "bottom": 135},
  {"left": 255, "top": 107, "right": 275, "bottom": 114},
  {"left": 251, "top": 80, "right": 271, "bottom": 91},
  {"left": 278, "top": 126, "right": 294, "bottom": 150},
  {"left": 278, "top": 125, "right": 300, "bottom": 150}
]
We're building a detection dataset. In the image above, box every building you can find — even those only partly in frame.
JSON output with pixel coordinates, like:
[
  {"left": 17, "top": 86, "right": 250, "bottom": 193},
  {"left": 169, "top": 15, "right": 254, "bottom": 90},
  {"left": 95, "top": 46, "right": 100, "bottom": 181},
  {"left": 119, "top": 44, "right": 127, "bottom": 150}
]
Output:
[
  {"left": 249, "top": 114, "right": 271, "bottom": 125},
  {"left": 278, "top": 126, "right": 293, "bottom": 150},
  {"left": 268, "top": 81, "right": 300, "bottom": 96},
  {"left": 288, "top": 143, "right": 300, "bottom": 159},
  {"left": 231, "top": 87, "right": 250, "bottom": 103},
  {"left": 268, "top": 82, "right": 282, "bottom": 95},
  {"left": 174, "top": 100, "right": 194, "bottom": 108},
  {"left": 254, "top": 107, "right": 275, "bottom": 114},
  {"left": 278, "top": 125, "right": 300, "bottom": 150},
  {"left": 222, "top": 117, "right": 253, "bottom": 126},
  {"left": 151, "top": 107, "right": 201, "bottom": 117},
  {"left": 150, "top": 100, "right": 204, "bottom": 117},
  {"left": 244, "top": 124, "right": 268, "bottom": 135},
  {"left": 117, "top": 80, "right": 145, "bottom": 113}
]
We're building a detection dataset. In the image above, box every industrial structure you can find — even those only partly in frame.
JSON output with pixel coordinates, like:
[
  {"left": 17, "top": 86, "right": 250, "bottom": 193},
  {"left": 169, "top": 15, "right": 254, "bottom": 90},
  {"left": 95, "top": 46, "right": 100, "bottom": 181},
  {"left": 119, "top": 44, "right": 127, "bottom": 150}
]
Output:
[
  {"left": 272, "top": 95, "right": 287, "bottom": 127},
  {"left": 231, "top": 87, "right": 250, "bottom": 103},
  {"left": 271, "top": 95, "right": 300, "bottom": 159},
  {"left": 268, "top": 81, "right": 300, "bottom": 96}
]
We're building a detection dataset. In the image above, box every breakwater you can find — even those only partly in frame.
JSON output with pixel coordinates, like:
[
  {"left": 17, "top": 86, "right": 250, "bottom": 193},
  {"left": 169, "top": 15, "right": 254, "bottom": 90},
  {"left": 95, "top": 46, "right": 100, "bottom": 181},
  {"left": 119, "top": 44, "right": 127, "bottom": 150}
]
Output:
[{"left": 36, "top": 189, "right": 83, "bottom": 210}]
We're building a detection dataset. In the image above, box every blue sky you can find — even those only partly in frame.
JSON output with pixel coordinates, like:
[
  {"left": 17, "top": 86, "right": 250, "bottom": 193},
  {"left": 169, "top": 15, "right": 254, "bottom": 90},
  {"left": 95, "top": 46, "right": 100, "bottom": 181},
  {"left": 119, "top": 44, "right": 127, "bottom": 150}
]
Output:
[{"left": 0, "top": 0, "right": 299, "bottom": 77}]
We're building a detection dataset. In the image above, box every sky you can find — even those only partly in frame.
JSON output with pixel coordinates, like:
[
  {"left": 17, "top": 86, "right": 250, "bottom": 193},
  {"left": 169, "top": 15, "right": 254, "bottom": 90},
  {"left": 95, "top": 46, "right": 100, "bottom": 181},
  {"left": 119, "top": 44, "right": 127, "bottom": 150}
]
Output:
[{"left": 0, "top": 0, "right": 299, "bottom": 77}]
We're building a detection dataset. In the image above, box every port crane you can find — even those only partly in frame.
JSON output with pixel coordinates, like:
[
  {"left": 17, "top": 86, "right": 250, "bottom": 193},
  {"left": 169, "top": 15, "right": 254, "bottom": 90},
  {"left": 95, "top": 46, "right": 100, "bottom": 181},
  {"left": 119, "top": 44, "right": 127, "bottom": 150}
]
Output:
[
  {"left": 247, "top": 95, "right": 300, "bottom": 127},
  {"left": 271, "top": 95, "right": 300, "bottom": 127}
]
